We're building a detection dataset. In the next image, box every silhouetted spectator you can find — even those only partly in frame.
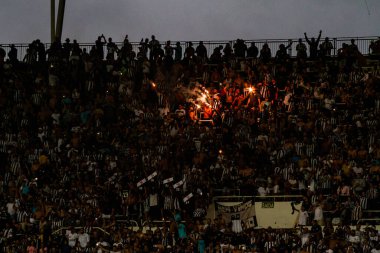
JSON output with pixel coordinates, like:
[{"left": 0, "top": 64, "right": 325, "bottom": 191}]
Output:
[
  {"left": 149, "top": 35, "right": 160, "bottom": 61},
  {"left": 62, "top": 38, "right": 72, "bottom": 61},
  {"left": 304, "top": 30, "right": 322, "bottom": 59},
  {"left": 319, "top": 37, "right": 333, "bottom": 59},
  {"left": 259, "top": 43, "right": 271, "bottom": 63},
  {"left": 174, "top": 42, "right": 183, "bottom": 61},
  {"left": 106, "top": 37, "right": 118, "bottom": 60},
  {"left": 184, "top": 42, "right": 195, "bottom": 59},
  {"left": 275, "top": 41, "right": 293, "bottom": 63},
  {"left": 210, "top": 46, "right": 222, "bottom": 64},
  {"left": 222, "top": 43, "right": 233, "bottom": 60},
  {"left": 296, "top": 39, "right": 307, "bottom": 60},
  {"left": 35, "top": 39, "right": 46, "bottom": 63},
  {"left": 0, "top": 45, "right": 5, "bottom": 62},
  {"left": 233, "top": 39, "right": 247, "bottom": 58},
  {"left": 247, "top": 42, "right": 259, "bottom": 58},
  {"left": 196, "top": 41, "right": 208, "bottom": 60},
  {"left": 95, "top": 34, "right": 107, "bottom": 59},
  {"left": 7, "top": 44, "right": 18, "bottom": 64}
]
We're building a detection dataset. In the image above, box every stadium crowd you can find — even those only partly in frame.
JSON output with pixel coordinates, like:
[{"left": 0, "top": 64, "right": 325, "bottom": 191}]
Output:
[{"left": 0, "top": 32, "right": 380, "bottom": 253}]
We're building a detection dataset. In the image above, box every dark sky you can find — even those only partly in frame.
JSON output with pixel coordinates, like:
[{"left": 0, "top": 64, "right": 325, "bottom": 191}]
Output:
[{"left": 0, "top": 0, "right": 379, "bottom": 44}]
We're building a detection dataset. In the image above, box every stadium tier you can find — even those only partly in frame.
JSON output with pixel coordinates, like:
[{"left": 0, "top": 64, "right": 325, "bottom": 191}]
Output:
[{"left": 0, "top": 35, "right": 380, "bottom": 252}]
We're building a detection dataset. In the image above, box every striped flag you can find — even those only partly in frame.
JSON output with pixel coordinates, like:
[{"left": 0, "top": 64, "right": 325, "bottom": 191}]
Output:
[
  {"left": 173, "top": 180, "right": 184, "bottom": 189},
  {"left": 183, "top": 193, "right": 193, "bottom": 203},
  {"left": 137, "top": 178, "right": 147, "bottom": 187},
  {"left": 147, "top": 171, "right": 158, "bottom": 181},
  {"left": 163, "top": 177, "right": 174, "bottom": 184}
]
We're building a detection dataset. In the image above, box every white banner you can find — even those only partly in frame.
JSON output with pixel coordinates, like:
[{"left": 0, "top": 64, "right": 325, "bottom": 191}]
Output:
[
  {"left": 163, "top": 177, "right": 174, "bottom": 184},
  {"left": 137, "top": 178, "right": 147, "bottom": 187},
  {"left": 183, "top": 193, "right": 193, "bottom": 203},
  {"left": 216, "top": 200, "right": 256, "bottom": 230},
  {"left": 147, "top": 171, "right": 158, "bottom": 181},
  {"left": 173, "top": 180, "right": 184, "bottom": 189}
]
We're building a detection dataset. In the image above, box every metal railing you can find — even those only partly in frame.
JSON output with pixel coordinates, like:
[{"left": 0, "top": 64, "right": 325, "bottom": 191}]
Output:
[
  {"left": 213, "top": 188, "right": 241, "bottom": 196},
  {"left": 52, "top": 226, "right": 110, "bottom": 235},
  {"left": 357, "top": 218, "right": 380, "bottom": 225},
  {"left": 213, "top": 194, "right": 304, "bottom": 203},
  {"left": 1, "top": 36, "right": 379, "bottom": 61}
]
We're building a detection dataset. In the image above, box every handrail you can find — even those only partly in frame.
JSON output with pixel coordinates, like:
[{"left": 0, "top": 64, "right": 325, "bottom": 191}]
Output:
[
  {"left": 213, "top": 188, "right": 241, "bottom": 196},
  {"left": 2, "top": 35, "right": 379, "bottom": 46},
  {"left": 52, "top": 226, "right": 110, "bottom": 235},
  {"left": 141, "top": 219, "right": 172, "bottom": 228},
  {"left": 254, "top": 195, "right": 304, "bottom": 198},
  {"left": 1, "top": 36, "right": 379, "bottom": 60},
  {"left": 357, "top": 218, "right": 380, "bottom": 225},
  {"left": 213, "top": 195, "right": 304, "bottom": 201},
  {"left": 116, "top": 219, "right": 139, "bottom": 227}
]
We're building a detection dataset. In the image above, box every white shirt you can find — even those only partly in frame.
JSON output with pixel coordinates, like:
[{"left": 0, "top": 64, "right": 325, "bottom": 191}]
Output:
[
  {"left": 352, "top": 166, "right": 363, "bottom": 175},
  {"left": 66, "top": 231, "right": 78, "bottom": 247},
  {"left": 149, "top": 193, "right": 158, "bottom": 206},
  {"left": 97, "top": 241, "right": 110, "bottom": 253},
  {"left": 298, "top": 211, "right": 309, "bottom": 226},
  {"left": 324, "top": 98, "right": 334, "bottom": 110},
  {"left": 175, "top": 109, "right": 186, "bottom": 117},
  {"left": 159, "top": 107, "right": 170, "bottom": 116},
  {"left": 273, "top": 184, "right": 280, "bottom": 194},
  {"left": 78, "top": 232, "right": 90, "bottom": 248},
  {"left": 298, "top": 180, "right": 306, "bottom": 190},
  {"left": 348, "top": 235, "right": 360, "bottom": 244},
  {"left": 309, "top": 179, "right": 316, "bottom": 192},
  {"left": 284, "top": 93, "right": 292, "bottom": 105},
  {"left": 314, "top": 206, "right": 323, "bottom": 221},
  {"left": 51, "top": 113, "right": 60, "bottom": 124},
  {"left": 257, "top": 186, "right": 268, "bottom": 196},
  {"left": 3, "top": 227, "right": 13, "bottom": 238},
  {"left": 301, "top": 232, "right": 310, "bottom": 246},
  {"left": 6, "top": 202, "right": 16, "bottom": 216}
]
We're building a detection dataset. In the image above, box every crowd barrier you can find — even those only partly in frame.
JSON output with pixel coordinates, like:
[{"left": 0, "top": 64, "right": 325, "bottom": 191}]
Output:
[{"left": 1, "top": 36, "right": 379, "bottom": 61}]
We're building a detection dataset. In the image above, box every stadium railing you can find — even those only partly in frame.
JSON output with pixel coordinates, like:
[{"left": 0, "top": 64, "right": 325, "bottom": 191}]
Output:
[
  {"left": 1, "top": 36, "right": 379, "bottom": 61},
  {"left": 52, "top": 226, "right": 110, "bottom": 235}
]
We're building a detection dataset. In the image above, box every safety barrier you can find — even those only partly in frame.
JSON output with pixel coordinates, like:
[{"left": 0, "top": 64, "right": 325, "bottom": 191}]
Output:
[
  {"left": 213, "top": 194, "right": 304, "bottom": 202},
  {"left": 1, "top": 36, "right": 379, "bottom": 61},
  {"left": 52, "top": 226, "right": 110, "bottom": 235},
  {"left": 357, "top": 218, "right": 380, "bottom": 225}
]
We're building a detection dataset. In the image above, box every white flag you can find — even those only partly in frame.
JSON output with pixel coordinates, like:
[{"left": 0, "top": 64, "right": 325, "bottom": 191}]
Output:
[
  {"left": 173, "top": 180, "right": 184, "bottom": 189},
  {"left": 183, "top": 193, "right": 193, "bottom": 203},
  {"left": 163, "top": 177, "right": 174, "bottom": 184},
  {"left": 137, "top": 178, "right": 147, "bottom": 187},
  {"left": 147, "top": 171, "right": 158, "bottom": 181}
]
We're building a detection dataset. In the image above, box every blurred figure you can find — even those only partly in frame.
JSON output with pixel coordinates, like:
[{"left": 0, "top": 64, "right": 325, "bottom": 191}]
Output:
[
  {"left": 304, "top": 30, "right": 322, "bottom": 59},
  {"left": 247, "top": 42, "right": 259, "bottom": 59},
  {"left": 319, "top": 37, "right": 333, "bottom": 59},
  {"left": 259, "top": 43, "right": 272, "bottom": 63},
  {"left": 7, "top": 44, "right": 18, "bottom": 64},
  {"left": 296, "top": 38, "right": 307, "bottom": 60}
]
